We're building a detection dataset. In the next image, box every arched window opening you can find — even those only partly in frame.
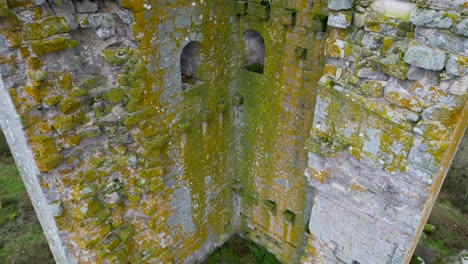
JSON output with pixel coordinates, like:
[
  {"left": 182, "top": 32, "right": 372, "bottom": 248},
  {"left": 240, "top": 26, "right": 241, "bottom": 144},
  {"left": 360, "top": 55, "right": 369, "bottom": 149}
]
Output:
[
  {"left": 242, "top": 30, "right": 265, "bottom": 74},
  {"left": 180, "top": 41, "right": 202, "bottom": 90}
]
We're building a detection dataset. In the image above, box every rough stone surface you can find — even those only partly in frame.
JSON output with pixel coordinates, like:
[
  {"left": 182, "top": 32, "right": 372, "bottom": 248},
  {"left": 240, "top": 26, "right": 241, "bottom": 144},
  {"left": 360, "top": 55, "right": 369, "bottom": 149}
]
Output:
[
  {"left": 74, "top": 0, "right": 99, "bottom": 13},
  {"left": 415, "top": 27, "right": 468, "bottom": 56},
  {"left": 446, "top": 54, "right": 468, "bottom": 76},
  {"left": 410, "top": 8, "right": 455, "bottom": 29},
  {"left": 328, "top": 0, "right": 353, "bottom": 10},
  {"left": 453, "top": 19, "right": 468, "bottom": 37},
  {"left": 407, "top": 65, "right": 426, "bottom": 81},
  {"left": 353, "top": 12, "right": 367, "bottom": 28},
  {"left": 404, "top": 45, "right": 447, "bottom": 71},
  {"left": 328, "top": 11, "right": 353, "bottom": 28}
]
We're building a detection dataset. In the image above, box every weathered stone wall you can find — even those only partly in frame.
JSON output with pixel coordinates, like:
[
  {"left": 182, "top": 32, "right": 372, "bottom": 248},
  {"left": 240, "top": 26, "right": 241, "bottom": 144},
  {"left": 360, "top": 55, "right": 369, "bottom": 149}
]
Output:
[
  {"left": 0, "top": 0, "right": 466, "bottom": 263},
  {"left": 300, "top": 0, "right": 467, "bottom": 263},
  {"left": 1, "top": 0, "right": 240, "bottom": 263}
]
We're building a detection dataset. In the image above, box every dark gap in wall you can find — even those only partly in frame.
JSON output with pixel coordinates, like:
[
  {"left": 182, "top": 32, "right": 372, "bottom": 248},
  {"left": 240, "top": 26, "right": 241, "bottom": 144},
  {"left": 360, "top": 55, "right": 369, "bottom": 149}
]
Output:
[
  {"left": 242, "top": 30, "right": 265, "bottom": 74},
  {"left": 200, "top": 235, "right": 281, "bottom": 264},
  {"left": 181, "top": 41, "right": 203, "bottom": 90}
]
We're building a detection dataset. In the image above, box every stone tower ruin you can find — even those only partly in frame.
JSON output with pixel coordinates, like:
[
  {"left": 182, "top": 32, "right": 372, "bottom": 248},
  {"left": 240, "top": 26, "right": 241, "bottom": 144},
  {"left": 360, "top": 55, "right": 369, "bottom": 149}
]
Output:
[{"left": 0, "top": 0, "right": 466, "bottom": 263}]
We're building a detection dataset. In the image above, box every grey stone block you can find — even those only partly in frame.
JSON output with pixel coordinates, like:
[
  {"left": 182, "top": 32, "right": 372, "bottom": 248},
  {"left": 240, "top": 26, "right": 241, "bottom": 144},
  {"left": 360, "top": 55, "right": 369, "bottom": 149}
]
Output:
[
  {"left": 410, "top": 8, "right": 454, "bottom": 29},
  {"left": 415, "top": 27, "right": 468, "bottom": 56},
  {"left": 407, "top": 65, "right": 425, "bottom": 81},
  {"left": 403, "top": 45, "right": 446, "bottom": 71},
  {"left": 74, "top": 0, "right": 99, "bottom": 13},
  {"left": 328, "top": 11, "right": 352, "bottom": 29},
  {"left": 453, "top": 19, "right": 468, "bottom": 37},
  {"left": 446, "top": 54, "right": 467, "bottom": 76},
  {"left": 328, "top": 0, "right": 353, "bottom": 11}
]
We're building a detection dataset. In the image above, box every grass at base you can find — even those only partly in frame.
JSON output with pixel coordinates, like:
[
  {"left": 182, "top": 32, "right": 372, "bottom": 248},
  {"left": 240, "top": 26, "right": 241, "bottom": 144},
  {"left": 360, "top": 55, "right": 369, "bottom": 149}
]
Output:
[
  {"left": 0, "top": 156, "right": 53, "bottom": 264},
  {"left": 202, "top": 235, "right": 281, "bottom": 264},
  {"left": 413, "top": 193, "right": 468, "bottom": 263}
]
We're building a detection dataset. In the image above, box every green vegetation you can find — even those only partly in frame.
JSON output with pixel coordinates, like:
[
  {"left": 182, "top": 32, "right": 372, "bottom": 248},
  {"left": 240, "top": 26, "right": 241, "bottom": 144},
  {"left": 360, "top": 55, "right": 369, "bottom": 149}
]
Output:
[
  {"left": 0, "top": 149, "right": 53, "bottom": 263},
  {"left": 202, "top": 235, "right": 280, "bottom": 264},
  {"left": 413, "top": 195, "right": 468, "bottom": 263}
]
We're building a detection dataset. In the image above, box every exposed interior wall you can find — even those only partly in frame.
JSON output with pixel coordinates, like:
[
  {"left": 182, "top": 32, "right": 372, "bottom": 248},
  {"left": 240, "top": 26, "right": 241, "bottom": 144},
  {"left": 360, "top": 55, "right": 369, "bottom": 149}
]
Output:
[
  {"left": 0, "top": 0, "right": 466, "bottom": 264},
  {"left": 300, "top": 0, "right": 468, "bottom": 263},
  {"left": 0, "top": 0, "right": 240, "bottom": 263}
]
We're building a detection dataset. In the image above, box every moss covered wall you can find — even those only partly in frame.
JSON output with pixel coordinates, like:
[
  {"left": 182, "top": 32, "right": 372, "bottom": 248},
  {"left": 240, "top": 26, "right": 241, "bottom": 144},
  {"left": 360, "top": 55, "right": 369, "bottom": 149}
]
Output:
[
  {"left": 235, "top": 1, "right": 329, "bottom": 262},
  {"left": 0, "top": 0, "right": 466, "bottom": 264},
  {"left": 0, "top": 0, "right": 241, "bottom": 263}
]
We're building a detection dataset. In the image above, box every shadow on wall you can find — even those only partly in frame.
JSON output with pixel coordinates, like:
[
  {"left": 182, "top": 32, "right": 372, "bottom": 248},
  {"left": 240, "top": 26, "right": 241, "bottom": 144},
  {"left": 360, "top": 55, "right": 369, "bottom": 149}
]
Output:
[{"left": 242, "top": 30, "right": 265, "bottom": 74}]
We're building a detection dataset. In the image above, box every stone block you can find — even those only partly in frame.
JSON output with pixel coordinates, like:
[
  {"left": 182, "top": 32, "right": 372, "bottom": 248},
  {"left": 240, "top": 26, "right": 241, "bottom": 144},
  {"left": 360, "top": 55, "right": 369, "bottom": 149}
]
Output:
[
  {"left": 350, "top": 91, "right": 417, "bottom": 129},
  {"left": 324, "top": 38, "right": 345, "bottom": 58},
  {"left": 449, "top": 75, "right": 467, "bottom": 95},
  {"left": 24, "top": 17, "right": 72, "bottom": 40},
  {"left": 410, "top": 8, "right": 455, "bottom": 29},
  {"left": 403, "top": 45, "right": 446, "bottom": 71},
  {"left": 415, "top": 27, "right": 467, "bottom": 56},
  {"left": 421, "top": 103, "right": 457, "bottom": 122},
  {"left": 360, "top": 126, "right": 394, "bottom": 164},
  {"left": 75, "top": 0, "right": 99, "bottom": 13},
  {"left": 328, "top": 0, "right": 353, "bottom": 11},
  {"left": 453, "top": 18, "right": 468, "bottom": 37},
  {"left": 58, "top": 97, "right": 81, "bottom": 114},
  {"left": 408, "top": 136, "right": 449, "bottom": 172},
  {"left": 408, "top": 81, "right": 446, "bottom": 107},
  {"left": 413, "top": 121, "right": 451, "bottom": 141},
  {"left": 48, "top": 200, "right": 63, "bottom": 217},
  {"left": 407, "top": 65, "right": 425, "bottom": 81},
  {"left": 279, "top": 9, "right": 296, "bottom": 26},
  {"left": 50, "top": 0, "right": 75, "bottom": 14},
  {"left": 356, "top": 67, "right": 389, "bottom": 81},
  {"left": 103, "top": 87, "right": 125, "bottom": 103},
  {"left": 374, "top": 53, "right": 409, "bottom": 80},
  {"left": 361, "top": 81, "right": 384, "bottom": 98},
  {"left": 445, "top": 54, "right": 468, "bottom": 76},
  {"left": 312, "top": 90, "right": 339, "bottom": 135},
  {"left": 364, "top": 15, "right": 399, "bottom": 36},
  {"left": 404, "top": 163, "right": 433, "bottom": 185},
  {"left": 361, "top": 33, "right": 383, "bottom": 50},
  {"left": 36, "top": 153, "right": 64, "bottom": 172},
  {"left": 30, "top": 36, "right": 78, "bottom": 55},
  {"left": 385, "top": 84, "right": 423, "bottom": 112},
  {"left": 143, "top": 133, "right": 170, "bottom": 150},
  {"left": 328, "top": 11, "right": 353, "bottom": 29},
  {"left": 101, "top": 234, "right": 120, "bottom": 252},
  {"left": 353, "top": 12, "right": 367, "bottom": 28}
]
